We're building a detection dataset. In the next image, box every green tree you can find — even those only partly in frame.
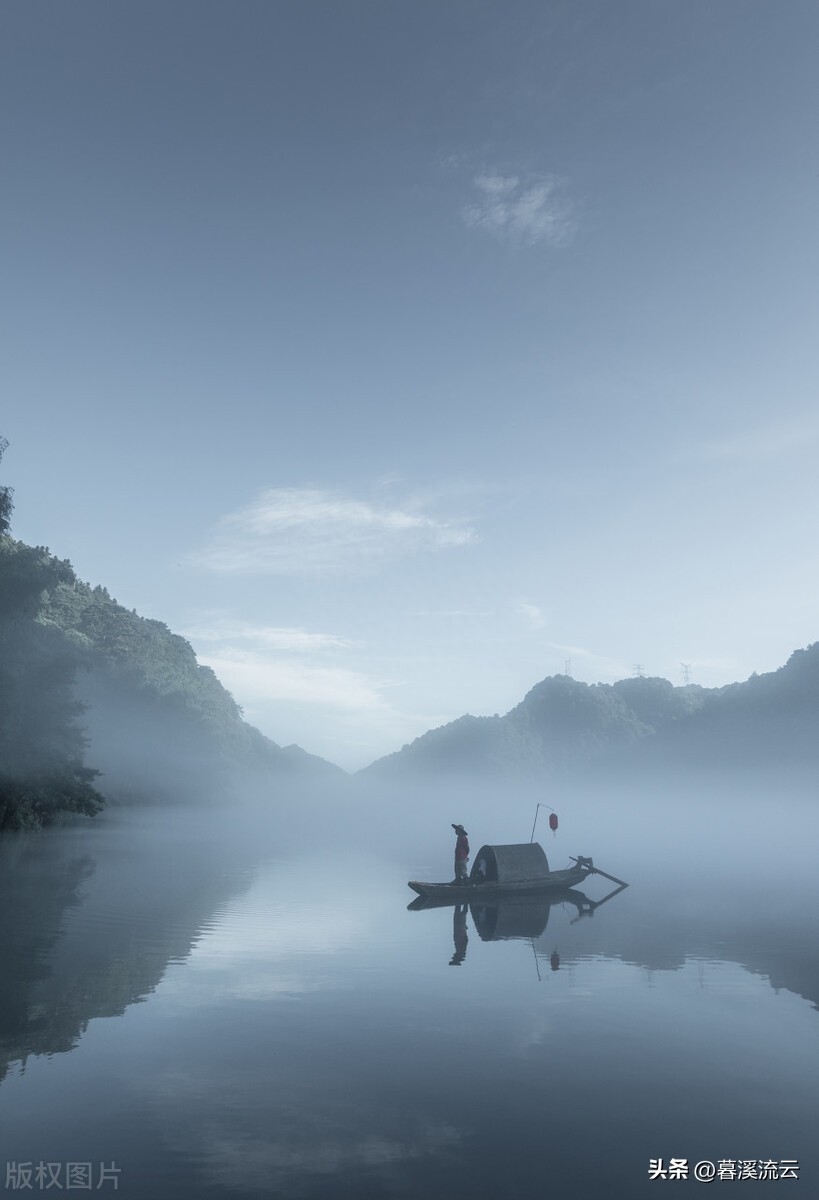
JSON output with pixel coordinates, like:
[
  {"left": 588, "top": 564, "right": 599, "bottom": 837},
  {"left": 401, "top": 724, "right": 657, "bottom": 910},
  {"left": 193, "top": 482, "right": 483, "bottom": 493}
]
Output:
[
  {"left": 0, "top": 436, "right": 13, "bottom": 534},
  {"left": 0, "top": 438, "right": 103, "bottom": 829}
]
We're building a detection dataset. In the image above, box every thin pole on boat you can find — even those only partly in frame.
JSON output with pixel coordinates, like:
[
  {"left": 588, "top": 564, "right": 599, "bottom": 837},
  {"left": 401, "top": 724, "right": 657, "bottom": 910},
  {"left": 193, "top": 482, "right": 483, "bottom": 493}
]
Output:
[
  {"left": 530, "top": 802, "right": 556, "bottom": 842},
  {"left": 530, "top": 803, "right": 544, "bottom": 842}
]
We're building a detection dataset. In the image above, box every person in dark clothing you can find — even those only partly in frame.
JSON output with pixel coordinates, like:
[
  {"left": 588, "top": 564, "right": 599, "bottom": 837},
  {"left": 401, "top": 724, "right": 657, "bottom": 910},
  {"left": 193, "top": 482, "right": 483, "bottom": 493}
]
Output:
[{"left": 451, "top": 823, "right": 470, "bottom": 884}]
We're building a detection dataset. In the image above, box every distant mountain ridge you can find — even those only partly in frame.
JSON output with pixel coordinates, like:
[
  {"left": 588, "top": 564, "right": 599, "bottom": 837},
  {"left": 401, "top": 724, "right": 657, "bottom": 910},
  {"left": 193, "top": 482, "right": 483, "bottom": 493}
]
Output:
[{"left": 362, "top": 645, "right": 819, "bottom": 779}]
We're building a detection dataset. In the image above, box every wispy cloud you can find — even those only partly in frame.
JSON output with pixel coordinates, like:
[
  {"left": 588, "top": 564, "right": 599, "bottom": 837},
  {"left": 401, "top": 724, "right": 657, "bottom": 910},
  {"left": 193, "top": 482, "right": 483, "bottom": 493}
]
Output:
[
  {"left": 184, "top": 616, "right": 382, "bottom": 712},
  {"left": 517, "top": 600, "right": 545, "bottom": 629},
  {"left": 546, "top": 641, "right": 596, "bottom": 658},
  {"left": 462, "top": 172, "right": 576, "bottom": 248},
  {"left": 545, "top": 642, "right": 633, "bottom": 681},
  {"left": 700, "top": 415, "right": 819, "bottom": 463},
  {"left": 198, "top": 650, "right": 387, "bottom": 713},
  {"left": 182, "top": 614, "right": 451, "bottom": 766},
  {"left": 190, "top": 487, "right": 477, "bottom": 574},
  {"left": 182, "top": 618, "right": 354, "bottom": 653},
  {"left": 410, "top": 609, "right": 494, "bottom": 619}
]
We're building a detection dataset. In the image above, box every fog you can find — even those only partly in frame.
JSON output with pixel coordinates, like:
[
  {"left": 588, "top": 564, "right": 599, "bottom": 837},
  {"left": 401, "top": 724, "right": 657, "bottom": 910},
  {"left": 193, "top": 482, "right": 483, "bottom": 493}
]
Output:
[
  {"left": 4, "top": 1, "right": 819, "bottom": 1191},
  {"left": 3, "top": 763, "right": 818, "bottom": 1198},
  {"left": 7, "top": 762, "right": 814, "bottom": 979}
]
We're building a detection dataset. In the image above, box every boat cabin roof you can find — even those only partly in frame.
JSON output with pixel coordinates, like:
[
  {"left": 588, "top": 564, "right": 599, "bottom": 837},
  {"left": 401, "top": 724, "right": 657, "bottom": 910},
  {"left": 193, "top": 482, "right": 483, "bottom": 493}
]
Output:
[{"left": 471, "top": 842, "right": 550, "bottom": 884}]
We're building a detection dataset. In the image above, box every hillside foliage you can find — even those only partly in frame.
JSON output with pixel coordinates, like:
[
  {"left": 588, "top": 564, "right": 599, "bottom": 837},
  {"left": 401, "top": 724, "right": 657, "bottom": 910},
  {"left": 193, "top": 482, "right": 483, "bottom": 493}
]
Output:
[
  {"left": 364, "top": 649, "right": 819, "bottom": 780},
  {"left": 0, "top": 537, "right": 104, "bottom": 829},
  {"left": 0, "top": 439, "right": 338, "bottom": 828}
]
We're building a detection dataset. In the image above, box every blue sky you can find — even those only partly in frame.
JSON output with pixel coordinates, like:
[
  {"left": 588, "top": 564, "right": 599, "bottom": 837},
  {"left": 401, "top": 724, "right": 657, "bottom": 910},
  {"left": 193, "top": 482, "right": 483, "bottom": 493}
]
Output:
[{"left": 3, "top": 1, "right": 818, "bottom": 768}]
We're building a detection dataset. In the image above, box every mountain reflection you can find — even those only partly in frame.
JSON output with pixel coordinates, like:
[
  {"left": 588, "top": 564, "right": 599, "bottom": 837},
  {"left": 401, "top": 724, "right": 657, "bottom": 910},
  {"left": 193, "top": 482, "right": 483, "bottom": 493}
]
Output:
[
  {"left": 0, "top": 841, "right": 95, "bottom": 1079},
  {"left": 2, "top": 793, "right": 819, "bottom": 1200},
  {"left": 0, "top": 806, "right": 266, "bottom": 1085}
]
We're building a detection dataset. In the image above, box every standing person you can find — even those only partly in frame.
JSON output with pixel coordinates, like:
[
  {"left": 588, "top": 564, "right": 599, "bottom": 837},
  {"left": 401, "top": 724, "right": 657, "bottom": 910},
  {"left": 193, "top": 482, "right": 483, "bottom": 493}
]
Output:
[{"left": 451, "top": 823, "right": 470, "bottom": 884}]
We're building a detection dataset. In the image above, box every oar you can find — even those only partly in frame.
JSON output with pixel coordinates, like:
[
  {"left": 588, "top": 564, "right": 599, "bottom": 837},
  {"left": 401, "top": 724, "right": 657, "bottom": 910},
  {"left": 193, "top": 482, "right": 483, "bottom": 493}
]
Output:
[{"left": 569, "top": 857, "right": 628, "bottom": 889}]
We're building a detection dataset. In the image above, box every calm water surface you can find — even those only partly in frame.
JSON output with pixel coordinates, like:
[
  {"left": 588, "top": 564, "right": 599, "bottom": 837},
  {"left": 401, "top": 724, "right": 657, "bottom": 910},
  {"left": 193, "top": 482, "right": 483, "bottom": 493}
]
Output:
[{"left": 1, "top": 786, "right": 817, "bottom": 1198}]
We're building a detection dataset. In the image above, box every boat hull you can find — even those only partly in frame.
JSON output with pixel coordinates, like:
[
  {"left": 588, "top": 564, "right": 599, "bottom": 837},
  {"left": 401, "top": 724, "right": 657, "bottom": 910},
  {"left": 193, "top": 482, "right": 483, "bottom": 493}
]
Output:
[{"left": 408, "top": 864, "right": 591, "bottom": 902}]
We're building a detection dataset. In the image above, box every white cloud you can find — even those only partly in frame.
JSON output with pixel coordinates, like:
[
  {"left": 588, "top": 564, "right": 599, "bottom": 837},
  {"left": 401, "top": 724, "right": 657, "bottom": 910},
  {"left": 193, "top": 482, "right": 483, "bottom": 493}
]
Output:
[
  {"left": 545, "top": 642, "right": 633, "bottom": 681},
  {"left": 184, "top": 614, "right": 389, "bottom": 715},
  {"left": 191, "top": 487, "right": 476, "bottom": 574},
  {"left": 410, "top": 609, "right": 494, "bottom": 618},
  {"left": 199, "top": 650, "right": 387, "bottom": 713},
  {"left": 546, "top": 641, "right": 596, "bottom": 658},
  {"left": 182, "top": 618, "right": 354, "bottom": 653},
  {"left": 462, "top": 171, "right": 575, "bottom": 247},
  {"left": 701, "top": 415, "right": 819, "bottom": 463},
  {"left": 182, "top": 613, "right": 451, "bottom": 766},
  {"left": 517, "top": 600, "right": 545, "bottom": 629}
]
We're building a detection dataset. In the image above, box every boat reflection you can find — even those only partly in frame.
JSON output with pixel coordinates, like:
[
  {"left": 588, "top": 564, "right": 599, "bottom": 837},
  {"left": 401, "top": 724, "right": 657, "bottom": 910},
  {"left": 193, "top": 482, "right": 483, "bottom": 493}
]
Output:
[
  {"left": 409, "top": 881, "right": 628, "bottom": 969},
  {"left": 450, "top": 904, "right": 468, "bottom": 966}
]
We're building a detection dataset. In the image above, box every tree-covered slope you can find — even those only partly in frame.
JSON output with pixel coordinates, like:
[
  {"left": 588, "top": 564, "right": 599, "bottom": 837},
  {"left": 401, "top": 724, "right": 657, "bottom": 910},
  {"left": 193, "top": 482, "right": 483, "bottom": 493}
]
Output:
[
  {"left": 0, "top": 538, "right": 341, "bottom": 827},
  {"left": 0, "top": 438, "right": 341, "bottom": 828},
  {"left": 644, "top": 643, "right": 819, "bottom": 770},
  {"left": 40, "top": 576, "right": 342, "bottom": 800},
  {"left": 0, "top": 537, "right": 104, "bottom": 828},
  {"left": 363, "top": 647, "right": 819, "bottom": 780}
]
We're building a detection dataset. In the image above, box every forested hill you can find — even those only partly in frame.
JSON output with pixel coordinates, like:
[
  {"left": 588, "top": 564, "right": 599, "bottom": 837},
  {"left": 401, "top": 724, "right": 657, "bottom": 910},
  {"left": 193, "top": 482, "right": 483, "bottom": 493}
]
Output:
[
  {"left": 362, "top": 646, "right": 819, "bottom": 780},
  {"left": 0, "top": 530, "right": 341, "bottom": 830},
  {"left": 42, "top": 570, "right": 342, "bottom": 791}
]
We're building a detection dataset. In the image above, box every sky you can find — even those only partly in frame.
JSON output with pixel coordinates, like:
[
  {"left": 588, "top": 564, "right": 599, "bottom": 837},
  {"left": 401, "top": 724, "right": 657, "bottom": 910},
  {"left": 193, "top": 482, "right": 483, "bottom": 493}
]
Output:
[{"left": 2, "top": 1, "right": 818, "bottom": 770}]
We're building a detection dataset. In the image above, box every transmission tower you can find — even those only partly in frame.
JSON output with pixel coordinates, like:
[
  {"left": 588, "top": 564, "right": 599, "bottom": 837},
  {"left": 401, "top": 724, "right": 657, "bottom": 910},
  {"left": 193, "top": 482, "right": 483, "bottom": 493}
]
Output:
[
  {"left": 681, "top": 663, "right": 691, "bottom": 686},
  {"left": 633, "top": 664, "right": 645, "bottom": 678},
  {"left": 564, "top": 658, "right": 572, "bottom": 677}
]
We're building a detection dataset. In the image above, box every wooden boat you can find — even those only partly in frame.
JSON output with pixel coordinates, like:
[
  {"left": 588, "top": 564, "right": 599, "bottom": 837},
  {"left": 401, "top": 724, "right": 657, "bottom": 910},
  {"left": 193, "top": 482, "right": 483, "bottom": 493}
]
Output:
[
  {"left": 408, "top": 843, "right": 614, "bottom": 902},
  {"left": 407, "top": 881, "right": 593, "bottom": 915},
  {"left": 408, "top": 865, "right": 590, "bottom": 901}
]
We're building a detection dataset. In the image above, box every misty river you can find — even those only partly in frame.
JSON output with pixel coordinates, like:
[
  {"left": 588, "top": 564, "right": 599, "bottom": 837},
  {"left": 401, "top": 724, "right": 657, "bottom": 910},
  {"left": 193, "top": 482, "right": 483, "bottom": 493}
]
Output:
[{"left": 1, "top": 780, "right": 818, "bottom": 1199}]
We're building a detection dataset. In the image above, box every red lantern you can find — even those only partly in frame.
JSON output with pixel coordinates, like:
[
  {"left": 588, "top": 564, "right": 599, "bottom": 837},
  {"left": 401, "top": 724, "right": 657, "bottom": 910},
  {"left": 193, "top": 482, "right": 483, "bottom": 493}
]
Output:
[{"left": 549, "top": 812, "right": 558, "bottom": 834}]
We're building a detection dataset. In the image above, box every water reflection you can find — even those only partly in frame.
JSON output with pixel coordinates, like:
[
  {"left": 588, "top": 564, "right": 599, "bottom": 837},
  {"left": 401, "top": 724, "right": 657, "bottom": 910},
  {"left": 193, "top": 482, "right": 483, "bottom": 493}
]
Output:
[
  {"left": 2, "top": 793, "right": 819, "bottom": 1199},
  {"left": 410, "top": 881, "right": 628, "bottom": 971},
  {"left": 0, "top": 806, "right": 268, "bottom": 1084},
  {"left": 0, "top": 840, "right": 95, "bottom": 1080},
  {"left": 449, "top": 904, "right": 468, "bottom": 966}
]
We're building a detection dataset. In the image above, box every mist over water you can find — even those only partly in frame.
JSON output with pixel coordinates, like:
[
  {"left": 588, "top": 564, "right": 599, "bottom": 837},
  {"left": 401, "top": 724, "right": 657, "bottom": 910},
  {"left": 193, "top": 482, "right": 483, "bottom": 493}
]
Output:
[
  {"left": 2, "top": 772, "right": 818, "bottom": 1199},
  {"left": 3, "top": 0, "right": 818, "bottom": 1193}
]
